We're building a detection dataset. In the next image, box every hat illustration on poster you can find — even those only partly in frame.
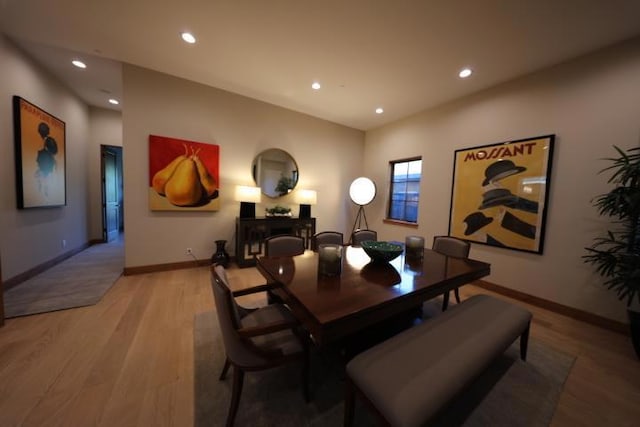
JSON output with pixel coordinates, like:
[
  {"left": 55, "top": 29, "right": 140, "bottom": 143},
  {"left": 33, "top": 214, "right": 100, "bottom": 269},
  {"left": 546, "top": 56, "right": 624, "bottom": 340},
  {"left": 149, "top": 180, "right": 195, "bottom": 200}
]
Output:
[
  {"left": 478, "top": 188, "right": 519, "bottom": 210},
  {"left": 482, "top": 160, "right": 527, "bottom": 186},
  {"left": 463, "top": 212, "right": 493, "bottom": 235}
]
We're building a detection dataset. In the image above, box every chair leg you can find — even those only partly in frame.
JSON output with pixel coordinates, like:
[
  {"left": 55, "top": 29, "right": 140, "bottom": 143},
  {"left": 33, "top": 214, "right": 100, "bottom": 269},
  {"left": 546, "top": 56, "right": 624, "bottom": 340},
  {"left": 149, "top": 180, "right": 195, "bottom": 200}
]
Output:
[
  {"left": 226, "top": 367, "right": 245, "bottom": 427},
  {"left": 344, "top": 377, "right": 355, "bottom": 427},
  {"left": 520, "top": 323, "right": 531, "bottom": 361},
  {"left": 219, "top": 357, "right": 231, "bottom": 380},
  {"left": 442, "top": 291, "right": 450, "bottom": 311},
  {"left": 454, "top": 287, "right": 461, "bottom": 304}
]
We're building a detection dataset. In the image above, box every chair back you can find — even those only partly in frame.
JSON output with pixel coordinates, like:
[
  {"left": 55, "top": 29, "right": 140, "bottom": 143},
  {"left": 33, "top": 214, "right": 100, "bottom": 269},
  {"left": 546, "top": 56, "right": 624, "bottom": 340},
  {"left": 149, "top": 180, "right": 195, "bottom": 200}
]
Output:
[
  {"left": 210, "top": 265, "right": 266, "bottom": 366},
  {"left": 312, "top": 231, "right": 344, "bottom": 251},
  {"left": 351, "top": 229, "right": 377, "bottom": 246},
  {"left": 432, "top": 236, "right": 470, "bottom": 258},
  {"left": 265, "top": 235, "right": 305, "bottom": 256}
]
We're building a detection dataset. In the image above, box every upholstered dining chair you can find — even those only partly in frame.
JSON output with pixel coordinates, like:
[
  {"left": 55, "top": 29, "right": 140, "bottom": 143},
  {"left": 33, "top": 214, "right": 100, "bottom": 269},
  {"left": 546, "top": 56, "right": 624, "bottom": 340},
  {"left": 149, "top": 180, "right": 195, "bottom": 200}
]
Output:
[
  {"left": 265, "top": 234, "right": 305, "bottom": 257},
  {"left": 210, "top": 265, "right": 310, "bottom": 426},
  {"left": 432, "top": 236, "right": 471, "bottom": 311},
  {"left": 311, "top": 231, "right": 344, "bottom": 251},
  {"left": 264, "top": 235, "right": 305, "bottom": 304},
  {"left": 351, "top": 229, "right": 377, "bottom": 246}
]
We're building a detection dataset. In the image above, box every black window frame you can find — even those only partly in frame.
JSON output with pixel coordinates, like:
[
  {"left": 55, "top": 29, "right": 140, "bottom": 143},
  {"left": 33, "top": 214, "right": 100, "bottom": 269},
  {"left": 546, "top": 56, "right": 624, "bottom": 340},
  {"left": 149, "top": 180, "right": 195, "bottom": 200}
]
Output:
[{"left": 387, "top": 157, "right": 422, "bottom": 224}]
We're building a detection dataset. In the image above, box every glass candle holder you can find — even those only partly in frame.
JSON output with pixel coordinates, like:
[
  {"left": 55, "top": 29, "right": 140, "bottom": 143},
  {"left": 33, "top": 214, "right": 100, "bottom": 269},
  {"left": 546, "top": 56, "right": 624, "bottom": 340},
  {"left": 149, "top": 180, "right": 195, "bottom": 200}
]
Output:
[
  {"left": 405, "top": 235, "right": 425, "bottom": 259},
  {"left": 318, "top": 244, "right": 343, "bottom": 277}
]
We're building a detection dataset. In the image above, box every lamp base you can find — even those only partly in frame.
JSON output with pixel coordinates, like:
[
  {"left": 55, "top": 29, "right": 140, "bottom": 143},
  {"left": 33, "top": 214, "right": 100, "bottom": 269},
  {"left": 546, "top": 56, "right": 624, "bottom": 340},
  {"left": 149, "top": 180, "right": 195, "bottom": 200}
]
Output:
[
  {"left": 239, "top": 202, "right": 256, "bottom": 219},
  {"left": 299, "top": 204, "right": 311, "bottom": 218}
]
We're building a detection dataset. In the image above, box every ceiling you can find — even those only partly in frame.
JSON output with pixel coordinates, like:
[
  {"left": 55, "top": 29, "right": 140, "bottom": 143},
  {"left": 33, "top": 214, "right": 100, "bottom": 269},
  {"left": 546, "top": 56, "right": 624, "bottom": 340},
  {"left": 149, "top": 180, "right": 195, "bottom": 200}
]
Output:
[{"left": 2, "top": 0, "right": 640, "bottom": 131}]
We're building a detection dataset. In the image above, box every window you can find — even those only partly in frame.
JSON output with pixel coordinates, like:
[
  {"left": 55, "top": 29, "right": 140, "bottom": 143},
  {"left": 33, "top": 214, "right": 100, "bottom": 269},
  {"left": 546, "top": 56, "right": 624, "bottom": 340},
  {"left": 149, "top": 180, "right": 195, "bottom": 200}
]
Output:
[{"left": 388, "top": 157, "right": 422, "bottom": 223}]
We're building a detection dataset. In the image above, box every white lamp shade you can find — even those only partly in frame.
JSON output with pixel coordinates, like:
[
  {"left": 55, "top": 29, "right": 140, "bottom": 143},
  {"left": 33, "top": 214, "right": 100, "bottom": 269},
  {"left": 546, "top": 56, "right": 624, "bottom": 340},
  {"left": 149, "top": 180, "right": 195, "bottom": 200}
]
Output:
[
  {"left": 296, "top": 189, "right": 317, "bottom": 205},
  {"left": 234, "top": 185, "right": 262, "bottom": 203},
  {"left": 349, "top": 177, "right": 376, "bottom": 205}
]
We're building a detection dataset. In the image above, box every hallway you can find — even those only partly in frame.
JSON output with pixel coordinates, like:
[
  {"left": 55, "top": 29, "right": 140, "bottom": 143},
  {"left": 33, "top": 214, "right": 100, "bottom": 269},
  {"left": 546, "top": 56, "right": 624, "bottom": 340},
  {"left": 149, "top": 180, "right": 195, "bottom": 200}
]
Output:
[{"left": 3, "top": 237, "right": 124, "bottom": 318}]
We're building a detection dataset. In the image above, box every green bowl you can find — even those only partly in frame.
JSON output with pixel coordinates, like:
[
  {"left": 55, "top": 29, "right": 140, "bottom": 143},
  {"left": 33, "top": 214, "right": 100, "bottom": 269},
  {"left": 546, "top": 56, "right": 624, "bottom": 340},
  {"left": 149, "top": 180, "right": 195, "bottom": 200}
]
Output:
[{"left": 361, "top": 241, "right": 403, "bottom": 263}]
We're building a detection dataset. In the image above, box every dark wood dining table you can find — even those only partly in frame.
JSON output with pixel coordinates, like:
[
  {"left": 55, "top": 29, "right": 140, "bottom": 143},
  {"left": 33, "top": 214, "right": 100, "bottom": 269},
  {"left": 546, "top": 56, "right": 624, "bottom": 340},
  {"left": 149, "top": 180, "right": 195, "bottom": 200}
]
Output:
[{"left": 256, "top": 246, "right": 491, "bottom": 346}]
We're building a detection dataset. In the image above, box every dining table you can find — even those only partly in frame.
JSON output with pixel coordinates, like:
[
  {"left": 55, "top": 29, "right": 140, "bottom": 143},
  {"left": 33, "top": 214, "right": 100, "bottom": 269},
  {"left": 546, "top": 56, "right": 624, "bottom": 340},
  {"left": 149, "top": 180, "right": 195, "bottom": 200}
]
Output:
[{"left": 256, "top": 245, "right": 491, "bottom": 346}]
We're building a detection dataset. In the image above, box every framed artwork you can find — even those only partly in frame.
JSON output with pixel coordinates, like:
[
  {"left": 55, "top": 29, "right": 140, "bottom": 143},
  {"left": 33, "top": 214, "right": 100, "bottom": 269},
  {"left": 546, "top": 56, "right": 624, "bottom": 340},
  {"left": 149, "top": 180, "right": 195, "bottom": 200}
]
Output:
[
  {"left": 148, "top": 135, "right": 220, "bottom": 211},
  {"left": 13, "top": 96, "right": 66, "bottom": 209},
  {"left": 448, "top": 135, "right": 555, "bottom": 254}
]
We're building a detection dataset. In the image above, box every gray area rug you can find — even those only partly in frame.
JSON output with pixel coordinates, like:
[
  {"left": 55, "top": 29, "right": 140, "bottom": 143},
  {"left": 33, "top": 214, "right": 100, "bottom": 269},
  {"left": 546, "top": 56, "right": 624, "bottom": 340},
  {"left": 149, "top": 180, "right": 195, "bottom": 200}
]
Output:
[
  {"left": 194, "top": 309, "right": 575, "bottom": 427},
  {"left": 4, "top": 239, "right": 124, "bottom": 318}
]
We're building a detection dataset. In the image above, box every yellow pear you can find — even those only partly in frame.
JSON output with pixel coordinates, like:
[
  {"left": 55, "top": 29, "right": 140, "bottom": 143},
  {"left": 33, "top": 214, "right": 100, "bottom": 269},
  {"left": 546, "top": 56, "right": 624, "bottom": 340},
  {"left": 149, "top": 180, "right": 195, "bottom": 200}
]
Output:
[
  {"left": 164, "top": 158, "right": 203, "bottom": 206},
  {"left": 152, "top": 144, "right": 188, "bottom": 195},
  {"left": 193, "top": 154, "right": 217, "bottom": 197}
]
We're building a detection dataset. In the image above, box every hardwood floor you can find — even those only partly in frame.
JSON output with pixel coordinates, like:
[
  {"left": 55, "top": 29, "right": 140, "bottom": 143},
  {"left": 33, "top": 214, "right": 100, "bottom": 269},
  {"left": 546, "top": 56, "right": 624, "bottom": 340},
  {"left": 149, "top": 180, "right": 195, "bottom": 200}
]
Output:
[{"left": 0, "top": 265, "right": 638, "bottom": 426}]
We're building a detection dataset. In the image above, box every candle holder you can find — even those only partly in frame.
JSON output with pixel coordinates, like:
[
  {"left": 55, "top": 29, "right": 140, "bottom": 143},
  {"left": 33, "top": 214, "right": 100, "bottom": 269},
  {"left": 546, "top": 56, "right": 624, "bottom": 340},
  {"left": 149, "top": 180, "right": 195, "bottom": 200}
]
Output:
[
  {"left": 405, "top": 235, "right": 425, "bottom": 260},
  {"left": 318, "top": 244, "right": 343, "bottom": 277}
]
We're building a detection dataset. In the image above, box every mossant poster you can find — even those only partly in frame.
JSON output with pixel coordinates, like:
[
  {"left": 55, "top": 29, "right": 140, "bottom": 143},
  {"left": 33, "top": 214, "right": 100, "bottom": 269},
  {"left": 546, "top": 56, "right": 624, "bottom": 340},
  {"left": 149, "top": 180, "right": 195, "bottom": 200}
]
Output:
[{"left": 448, "top": 135, "right": 555, "bottom": 254}]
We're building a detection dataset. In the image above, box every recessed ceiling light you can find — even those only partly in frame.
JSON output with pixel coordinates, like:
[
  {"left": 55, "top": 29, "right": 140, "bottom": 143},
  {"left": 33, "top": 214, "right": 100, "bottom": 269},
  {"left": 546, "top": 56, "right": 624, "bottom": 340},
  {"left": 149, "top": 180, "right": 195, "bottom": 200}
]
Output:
[
  {"left": 311, "top": 82, "right": 321, "bottom": 90},
  {"left": 181, "top": 32, "right": 196, "bottom": 44},
  {"left": 375, "top": 107, "right": 384, "bottom": 114},
  {"left": 459, "top": 68, "right": 473, "bottom": 78},
  {"left": 108, "top": 99, "right": 120, "bottom": 105},
  {"left": 72, "top": 60, "right": 86, "bottom": 69}
]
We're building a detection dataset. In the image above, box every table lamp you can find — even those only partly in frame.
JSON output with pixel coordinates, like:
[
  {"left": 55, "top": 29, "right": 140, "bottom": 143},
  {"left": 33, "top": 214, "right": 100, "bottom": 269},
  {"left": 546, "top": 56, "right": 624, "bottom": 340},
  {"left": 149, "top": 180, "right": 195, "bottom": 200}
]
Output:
[
  {"left": 296, "top": 189, "right": 317, "bottom": 218},
  {"left": 234, "top": 185, "right": 261, "bottom": 218}
]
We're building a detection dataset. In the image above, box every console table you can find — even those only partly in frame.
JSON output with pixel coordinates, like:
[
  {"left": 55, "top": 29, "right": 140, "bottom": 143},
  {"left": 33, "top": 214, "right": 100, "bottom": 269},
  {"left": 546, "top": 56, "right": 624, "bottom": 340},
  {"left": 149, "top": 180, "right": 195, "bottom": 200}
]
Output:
[{"left": 235, "top": 217, "right": 316, "bottom": 268}]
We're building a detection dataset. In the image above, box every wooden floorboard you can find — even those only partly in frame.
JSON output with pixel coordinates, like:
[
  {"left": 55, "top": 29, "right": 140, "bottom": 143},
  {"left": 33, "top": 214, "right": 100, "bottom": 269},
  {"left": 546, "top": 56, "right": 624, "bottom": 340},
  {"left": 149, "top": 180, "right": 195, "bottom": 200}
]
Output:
[{"left": 0, "top": 266, "right": 639, "bottom": 426}]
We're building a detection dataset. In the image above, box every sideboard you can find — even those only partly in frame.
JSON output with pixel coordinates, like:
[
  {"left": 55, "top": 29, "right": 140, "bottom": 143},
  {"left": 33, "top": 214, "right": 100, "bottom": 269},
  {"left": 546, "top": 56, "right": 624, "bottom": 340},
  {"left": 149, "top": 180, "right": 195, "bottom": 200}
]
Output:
[{"left": 235, "top": 217, "right": 316, "bottom": 267}]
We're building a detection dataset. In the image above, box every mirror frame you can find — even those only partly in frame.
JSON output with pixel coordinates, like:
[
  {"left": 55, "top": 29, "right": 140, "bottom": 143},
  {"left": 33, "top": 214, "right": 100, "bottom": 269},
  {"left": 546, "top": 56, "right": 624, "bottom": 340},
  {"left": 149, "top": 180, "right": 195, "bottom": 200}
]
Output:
[{"left": 251, "top": 148, "right": 299, "bottom": 198}]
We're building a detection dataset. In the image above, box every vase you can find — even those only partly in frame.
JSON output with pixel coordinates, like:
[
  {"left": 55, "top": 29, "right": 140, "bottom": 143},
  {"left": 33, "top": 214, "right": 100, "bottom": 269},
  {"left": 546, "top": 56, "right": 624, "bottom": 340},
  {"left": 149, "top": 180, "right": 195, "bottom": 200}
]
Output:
[{"left": 211, "top": 240, "right": 230, "bottom": 267}]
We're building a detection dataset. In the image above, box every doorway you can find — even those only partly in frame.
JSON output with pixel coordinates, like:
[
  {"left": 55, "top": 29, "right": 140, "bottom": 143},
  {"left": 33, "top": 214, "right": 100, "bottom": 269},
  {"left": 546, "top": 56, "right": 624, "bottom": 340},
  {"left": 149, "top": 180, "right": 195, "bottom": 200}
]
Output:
[{"left": 101, "top": 145, "right": 124, "bottom": 242}]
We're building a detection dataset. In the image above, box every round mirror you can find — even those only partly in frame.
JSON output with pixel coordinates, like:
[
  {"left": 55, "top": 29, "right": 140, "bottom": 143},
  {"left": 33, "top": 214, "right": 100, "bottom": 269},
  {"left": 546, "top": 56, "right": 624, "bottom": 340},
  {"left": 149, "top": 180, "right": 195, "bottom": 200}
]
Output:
[{"left": 252, "top": 149, "right": 299, "bottom": 198}]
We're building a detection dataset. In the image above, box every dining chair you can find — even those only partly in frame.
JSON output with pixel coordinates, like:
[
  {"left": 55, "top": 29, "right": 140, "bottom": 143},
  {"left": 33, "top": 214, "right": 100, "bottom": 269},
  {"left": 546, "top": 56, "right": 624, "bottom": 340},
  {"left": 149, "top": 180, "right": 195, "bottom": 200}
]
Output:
[
  {"left": 311, "top": 231, "right": 344, "bottom": 251},
  {"left": 211, "top": 265, "right": 310, "bottom": 426},
  {"left": 264, "top": 234, "right": 305, "bottom": 257},
  {"left": 432, "top": 235, "right": 471, "bottom": 311},
  {"left": 264, "top": 235, "right": 305, "bottom": 304},
  {"left": 351, "top": 229, "right": 377, "bottom": 246}
]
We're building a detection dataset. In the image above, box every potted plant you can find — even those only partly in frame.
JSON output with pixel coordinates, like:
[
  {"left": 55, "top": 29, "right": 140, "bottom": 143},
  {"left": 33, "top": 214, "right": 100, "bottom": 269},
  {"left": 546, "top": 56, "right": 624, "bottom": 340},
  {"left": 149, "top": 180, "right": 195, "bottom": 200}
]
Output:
[{"left": 583, "top": 145, "right": 640, "bottom": 358}]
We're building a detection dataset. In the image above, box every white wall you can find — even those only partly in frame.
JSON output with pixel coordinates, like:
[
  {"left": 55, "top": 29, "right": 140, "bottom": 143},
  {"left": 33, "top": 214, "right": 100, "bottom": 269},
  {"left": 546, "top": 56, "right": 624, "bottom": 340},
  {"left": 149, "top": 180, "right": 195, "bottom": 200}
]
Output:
[
  {"left": 365, "top": 38, "right": 640, "bottom": 323},
  {"left": 88, "top": 107, "right": 123, "bottom": 240},
  {"left": 0, "top": 35, "right": 91, "bottom": 280},
  {"left": 122, "top": 65, "right": 364, "bottom": 268}
]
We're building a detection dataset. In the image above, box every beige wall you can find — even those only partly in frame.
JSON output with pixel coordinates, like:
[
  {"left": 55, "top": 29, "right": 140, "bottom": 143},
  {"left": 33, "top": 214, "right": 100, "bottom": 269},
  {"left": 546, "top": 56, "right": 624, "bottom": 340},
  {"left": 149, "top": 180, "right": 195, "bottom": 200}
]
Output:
[
  {"left": 0, "top": 35, "right": 91, "bottom": 280},
  {"left": 365, "top": 38, "right": 640, "bottom": 323},
  {"left": 122, "top": 65, "right": 364, "bottom": 268},
  {"left": 88, "top": 107, "right": 123, "bottom": 240}
]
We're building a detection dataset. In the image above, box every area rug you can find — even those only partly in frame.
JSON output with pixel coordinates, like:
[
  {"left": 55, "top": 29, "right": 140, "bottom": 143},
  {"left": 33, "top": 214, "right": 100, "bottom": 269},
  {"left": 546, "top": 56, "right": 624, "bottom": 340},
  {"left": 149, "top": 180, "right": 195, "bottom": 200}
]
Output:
[
  {"left": 194, "top": 310, "right": 575, "bottom": 427},
  {"left": 4, "top": 239, "right": 124, "bottom": 318}
]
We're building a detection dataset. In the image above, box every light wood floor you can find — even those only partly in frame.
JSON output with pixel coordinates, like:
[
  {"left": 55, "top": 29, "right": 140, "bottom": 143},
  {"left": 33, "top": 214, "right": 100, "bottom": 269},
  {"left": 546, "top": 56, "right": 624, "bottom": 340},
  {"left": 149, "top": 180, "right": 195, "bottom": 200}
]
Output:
[{"left": 0, "top": 265, "right": 639, "bottom": 426}]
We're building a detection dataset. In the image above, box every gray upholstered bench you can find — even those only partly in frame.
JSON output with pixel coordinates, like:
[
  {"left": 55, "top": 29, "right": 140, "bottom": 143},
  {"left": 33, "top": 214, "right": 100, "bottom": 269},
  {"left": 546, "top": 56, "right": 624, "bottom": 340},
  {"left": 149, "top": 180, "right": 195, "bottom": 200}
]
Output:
[{"left": 344, "top": 294, "right": 532, "bottom": 427}]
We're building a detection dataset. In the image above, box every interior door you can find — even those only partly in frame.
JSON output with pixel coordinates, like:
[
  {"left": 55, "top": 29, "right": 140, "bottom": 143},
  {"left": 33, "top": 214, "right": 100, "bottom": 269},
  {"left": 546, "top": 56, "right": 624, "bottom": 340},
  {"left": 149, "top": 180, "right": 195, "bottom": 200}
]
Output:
[{"left": 103, "top": 149, "right": 120, "bottom": 242}]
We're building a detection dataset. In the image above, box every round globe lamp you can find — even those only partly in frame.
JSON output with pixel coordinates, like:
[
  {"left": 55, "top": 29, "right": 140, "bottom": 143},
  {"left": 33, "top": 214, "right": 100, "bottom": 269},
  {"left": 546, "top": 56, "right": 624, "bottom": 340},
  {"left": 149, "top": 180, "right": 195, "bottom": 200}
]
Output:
[{"left": 349, "top": 177, "right": 376, "bottom": 241}]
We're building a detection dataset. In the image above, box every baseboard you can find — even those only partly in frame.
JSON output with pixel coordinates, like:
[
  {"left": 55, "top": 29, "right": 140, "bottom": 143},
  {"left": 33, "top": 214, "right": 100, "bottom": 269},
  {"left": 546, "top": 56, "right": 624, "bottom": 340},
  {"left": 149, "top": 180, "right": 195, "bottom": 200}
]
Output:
[
  {"left": 475, "top": 279, "right": 629, "bottom": 336},
  {"left": 123, "top": 259, "right": 212, "bottom": 275},
  {"left": 3, "top": 243, "right": 91, "bottom": 291}
]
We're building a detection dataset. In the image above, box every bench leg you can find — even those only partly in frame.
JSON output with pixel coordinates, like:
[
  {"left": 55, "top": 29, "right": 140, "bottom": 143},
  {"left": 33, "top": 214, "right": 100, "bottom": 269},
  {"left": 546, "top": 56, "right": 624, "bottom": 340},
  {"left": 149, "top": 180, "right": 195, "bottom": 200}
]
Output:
[
  {"left": 344, "top": 377, "right": 356, "bottom": 427},
  {"left": 520, "top": 322, "right": 531, "bottom": 361}
]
